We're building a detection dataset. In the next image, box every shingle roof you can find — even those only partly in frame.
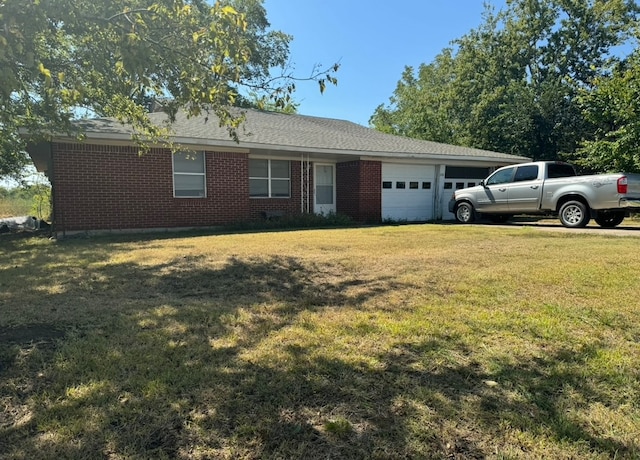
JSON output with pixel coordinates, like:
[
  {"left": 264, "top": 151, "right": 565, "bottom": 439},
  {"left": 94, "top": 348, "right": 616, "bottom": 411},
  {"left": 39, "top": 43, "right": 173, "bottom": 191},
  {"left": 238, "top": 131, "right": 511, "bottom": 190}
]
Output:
[{"left": 75, "top": 108, "right": 530, "bottom": 162}]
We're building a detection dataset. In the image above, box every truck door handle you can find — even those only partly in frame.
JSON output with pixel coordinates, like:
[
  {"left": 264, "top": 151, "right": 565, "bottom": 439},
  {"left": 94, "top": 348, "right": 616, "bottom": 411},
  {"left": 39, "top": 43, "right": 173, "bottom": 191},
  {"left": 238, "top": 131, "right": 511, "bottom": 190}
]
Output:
[
  {"left": 498, "top": 188, "right": 506, "bottom": 192},
  {"left": 530, "top": 185, "right": 539, "bottom": 189}
]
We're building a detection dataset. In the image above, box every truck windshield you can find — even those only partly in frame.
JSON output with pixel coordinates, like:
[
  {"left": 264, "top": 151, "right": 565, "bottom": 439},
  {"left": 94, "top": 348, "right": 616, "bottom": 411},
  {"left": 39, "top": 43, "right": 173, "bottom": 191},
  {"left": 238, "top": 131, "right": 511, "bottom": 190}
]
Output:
[{"left": 547, "top": 163, "right": 576, "bottom": 178}]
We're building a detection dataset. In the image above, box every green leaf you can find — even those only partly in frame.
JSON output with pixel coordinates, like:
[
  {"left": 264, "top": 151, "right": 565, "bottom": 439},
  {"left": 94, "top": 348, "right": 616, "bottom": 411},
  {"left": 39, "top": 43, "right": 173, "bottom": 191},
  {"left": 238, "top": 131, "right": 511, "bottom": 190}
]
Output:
[
  {"left": 38, "top": 62, "right": 51, "bottom": 79},
  {"left": 221, "top": 6, "right": 238, "bottom": 16}
]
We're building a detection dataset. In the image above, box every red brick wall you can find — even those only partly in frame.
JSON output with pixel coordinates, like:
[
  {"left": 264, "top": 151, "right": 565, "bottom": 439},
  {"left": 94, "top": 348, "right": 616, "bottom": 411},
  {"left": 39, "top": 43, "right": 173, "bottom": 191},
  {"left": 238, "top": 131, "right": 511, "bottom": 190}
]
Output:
[
  {"left": 50, "top": 143, "right": 318, "bottom": 232},
  {"left": 336, "top": 160, "right": 381, "bottom": 222},
  {"left": 51, "top": 143, "right": 252, "bottom": 232}
]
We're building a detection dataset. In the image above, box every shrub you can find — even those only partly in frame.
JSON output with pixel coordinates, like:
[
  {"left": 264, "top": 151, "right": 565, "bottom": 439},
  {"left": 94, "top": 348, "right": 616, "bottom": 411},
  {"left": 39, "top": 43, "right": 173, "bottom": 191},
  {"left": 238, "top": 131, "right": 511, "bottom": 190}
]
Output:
[{"left": 226, "top": 212, "right": 357, "bottom": 232}]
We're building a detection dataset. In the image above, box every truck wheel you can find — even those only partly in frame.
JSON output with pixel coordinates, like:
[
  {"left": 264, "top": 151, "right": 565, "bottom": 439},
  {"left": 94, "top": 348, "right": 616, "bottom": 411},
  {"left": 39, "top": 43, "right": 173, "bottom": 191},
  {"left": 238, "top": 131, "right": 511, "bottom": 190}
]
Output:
[
  {"left": 559, "top": 200, "right": 590, "bottom": 228},
  {"left": 455, "top": 202, "right": 475, "bottom": 223},
  {"left": 595, "top": 211, "right": 625, "bottom": 228}
]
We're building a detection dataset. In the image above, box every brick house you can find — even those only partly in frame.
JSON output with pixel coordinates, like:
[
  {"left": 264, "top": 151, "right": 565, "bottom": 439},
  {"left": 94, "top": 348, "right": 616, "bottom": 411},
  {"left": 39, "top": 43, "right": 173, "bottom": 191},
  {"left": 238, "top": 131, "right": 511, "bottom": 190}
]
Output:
[{"left": 26, "top": 109, "right": 529, "bottom": 236}]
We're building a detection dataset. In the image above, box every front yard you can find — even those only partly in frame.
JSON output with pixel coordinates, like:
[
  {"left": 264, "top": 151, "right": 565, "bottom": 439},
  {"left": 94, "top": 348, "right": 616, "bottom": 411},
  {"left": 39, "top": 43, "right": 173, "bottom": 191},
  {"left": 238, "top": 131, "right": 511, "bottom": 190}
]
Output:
[{"left": 1, "top": 225, "right": 639, "bottom": 459}]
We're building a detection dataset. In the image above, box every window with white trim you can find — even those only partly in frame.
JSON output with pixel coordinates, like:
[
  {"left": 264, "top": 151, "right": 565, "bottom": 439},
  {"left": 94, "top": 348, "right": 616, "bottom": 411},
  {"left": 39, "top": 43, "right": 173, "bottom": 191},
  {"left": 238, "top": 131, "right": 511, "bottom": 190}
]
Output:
[
  {"left": 173, "top": 151, "right": 206, "bottom": 198},
  {"left": 249, "top": 159, "right": 290, "bottom": 198}
]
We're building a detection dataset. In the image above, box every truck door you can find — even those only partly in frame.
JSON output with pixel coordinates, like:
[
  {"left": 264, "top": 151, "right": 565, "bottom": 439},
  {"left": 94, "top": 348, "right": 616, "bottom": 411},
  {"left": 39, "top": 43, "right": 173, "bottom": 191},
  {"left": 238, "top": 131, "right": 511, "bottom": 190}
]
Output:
[
  {"left": 507, "top": 165, "right": 542, "bottom": 212},
  {"left": 476, "top": 167, "right": 515, "bottom": 212}
]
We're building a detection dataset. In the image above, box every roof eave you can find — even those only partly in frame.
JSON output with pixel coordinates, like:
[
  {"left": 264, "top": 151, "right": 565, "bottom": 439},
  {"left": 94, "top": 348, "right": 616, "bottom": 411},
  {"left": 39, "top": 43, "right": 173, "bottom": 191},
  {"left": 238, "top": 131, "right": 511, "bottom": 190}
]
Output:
[{"left": 45, "top": 132, "right": 531, "bottom": 164}]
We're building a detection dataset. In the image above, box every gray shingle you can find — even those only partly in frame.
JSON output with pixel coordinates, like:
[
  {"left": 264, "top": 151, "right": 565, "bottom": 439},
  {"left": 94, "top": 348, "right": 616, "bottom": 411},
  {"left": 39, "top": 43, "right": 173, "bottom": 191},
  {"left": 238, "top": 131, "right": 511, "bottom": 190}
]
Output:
[{"left": 76, "top": 108, "right": 530, "bottom": 161}]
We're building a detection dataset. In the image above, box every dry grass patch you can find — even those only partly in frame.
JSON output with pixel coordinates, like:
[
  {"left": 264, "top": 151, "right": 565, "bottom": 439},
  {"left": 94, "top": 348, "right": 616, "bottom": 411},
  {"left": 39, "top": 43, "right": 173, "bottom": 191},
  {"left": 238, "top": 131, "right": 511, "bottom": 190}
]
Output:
[{"left": 1, "top": 225, "right": 639, "bottom": 459}]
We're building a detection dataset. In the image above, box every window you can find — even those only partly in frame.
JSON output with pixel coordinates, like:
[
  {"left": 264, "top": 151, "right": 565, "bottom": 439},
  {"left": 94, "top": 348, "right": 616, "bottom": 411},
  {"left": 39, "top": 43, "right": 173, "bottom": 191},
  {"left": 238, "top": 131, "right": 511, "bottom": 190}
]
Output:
[
  {"left": 456, "top": 182, "right": 465, "bottom": 189},
  {"left": 249, "top": 159, "right": 291, "bottom": 198},
  {"left": 422, "top": 182, "right": 431, "bottom": 189},
  {"left": 514, "top": 165, "right": 539, "bottom": 182},
  {"left": 444, "top": 182, "right": 452, "bottom": 190},
  {"left": 173, "top": 151, "right": 206, "bottom": 198},
  {"left": 548, "top": 163, "right": 576, "bottom": 178},
  {"left": 382, "top": 181, "right": 392, "bottom": 189},
  {"left": 396, "top": 181, "right": 406, "bottom": 189},
  {"left": 486, "top": 167, "right": 515, "bottom": 185},
  {"left": 445, "top": 166, "right": 490, "bottom": 179},
  {"left": 409, "top": 182, "right": 419, "bottom": 189}
]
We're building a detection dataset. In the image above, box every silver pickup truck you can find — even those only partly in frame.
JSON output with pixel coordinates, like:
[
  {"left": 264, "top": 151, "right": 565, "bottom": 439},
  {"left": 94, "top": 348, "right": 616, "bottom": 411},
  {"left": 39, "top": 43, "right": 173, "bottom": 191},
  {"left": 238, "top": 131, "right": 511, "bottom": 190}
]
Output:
[{"left": 448, "top": 161, "right": 640, "bottom": 228}]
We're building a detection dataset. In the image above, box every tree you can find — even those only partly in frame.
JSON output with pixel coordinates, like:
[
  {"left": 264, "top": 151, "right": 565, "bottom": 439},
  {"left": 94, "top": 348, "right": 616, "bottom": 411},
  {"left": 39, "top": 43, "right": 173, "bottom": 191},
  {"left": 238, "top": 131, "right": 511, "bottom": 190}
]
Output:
[
  {"left": 370, "top": 50, "right": 459, "bottom": 144},
  {"left": 0, "top": 0, "right": 339, "bottom": 179},
  {"left": 571, "top": 50, "right": 640, "bottom": 172},
  {"left": 371, "top": 0, "right": 638, "bottom": 161}
]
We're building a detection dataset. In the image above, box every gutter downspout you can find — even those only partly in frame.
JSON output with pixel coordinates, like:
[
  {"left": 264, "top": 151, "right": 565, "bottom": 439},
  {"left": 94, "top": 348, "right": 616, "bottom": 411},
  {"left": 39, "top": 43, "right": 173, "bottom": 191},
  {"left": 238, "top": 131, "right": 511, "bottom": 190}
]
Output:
[
  {"left": 306, "top": 155, "right": 311, "bottom": 214},
  {"left": 434, "top": 164, "right": 446, "bottom": 221}
]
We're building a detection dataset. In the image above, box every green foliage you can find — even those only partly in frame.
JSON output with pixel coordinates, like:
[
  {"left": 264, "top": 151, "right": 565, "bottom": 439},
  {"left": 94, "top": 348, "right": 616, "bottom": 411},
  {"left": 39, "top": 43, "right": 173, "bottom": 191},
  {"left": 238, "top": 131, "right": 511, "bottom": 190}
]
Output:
[
  {"left": 324, "top": 418, "right": 353, "bottom": 438},
  {"left": 370, "top": 52, "right": 459, "bottom": 144},
  {"left": 0, "top": 188, "right": 30, "bottom": 218},
  {"left": 571, "top": 50, "right": 640, "bottom": 172},
  {"left": 226, "top": 212, "right": 356, "bottom": 231},
  {"left": 371, "top": 0, "right": 639, "bottom": 162},
  {"left": 29, "top": 183, "right": 52, "bottom": 220},
  {"left": 238, "top": 91, "right": 300, "bottom": 113},
  {"left": 0, "top": 183, "right": 52, "bottom": 219},
  {"left": 0, "top": 0, "right": 339, "bottom": 179}
]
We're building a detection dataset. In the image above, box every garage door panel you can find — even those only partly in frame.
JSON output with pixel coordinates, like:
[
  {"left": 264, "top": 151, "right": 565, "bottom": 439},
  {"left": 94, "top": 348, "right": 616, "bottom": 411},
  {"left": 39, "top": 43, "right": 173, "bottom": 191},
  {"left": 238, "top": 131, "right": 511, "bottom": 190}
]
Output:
[
  {"left": 441, "top": 179, "right": 481, "bottom": 220},
  {"left": 382, "top": 164, "right": 435, "bottom": 221}
]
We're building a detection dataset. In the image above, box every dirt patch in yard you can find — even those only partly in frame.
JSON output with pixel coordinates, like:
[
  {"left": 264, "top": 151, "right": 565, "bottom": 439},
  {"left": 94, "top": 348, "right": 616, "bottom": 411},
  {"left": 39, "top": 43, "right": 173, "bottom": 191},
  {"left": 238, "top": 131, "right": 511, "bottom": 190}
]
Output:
[{"left": 0, "top": 324, "right": 66, "bottom": 345}]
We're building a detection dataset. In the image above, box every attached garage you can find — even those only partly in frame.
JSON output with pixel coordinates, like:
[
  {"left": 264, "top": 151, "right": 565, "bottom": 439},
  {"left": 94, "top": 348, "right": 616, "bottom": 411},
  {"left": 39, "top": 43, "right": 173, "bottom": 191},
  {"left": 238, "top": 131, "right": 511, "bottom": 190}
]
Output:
[{"left": 381, "top": 163, "right": 436, "bottom": 221}]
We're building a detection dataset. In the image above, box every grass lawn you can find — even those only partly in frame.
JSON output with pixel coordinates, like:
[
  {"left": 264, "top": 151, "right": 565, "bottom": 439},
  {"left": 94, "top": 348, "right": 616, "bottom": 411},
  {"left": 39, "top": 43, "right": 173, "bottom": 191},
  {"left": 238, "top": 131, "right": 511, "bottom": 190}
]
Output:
[{"left": 1, "top": 224, "right": 639, "bottom": 459}]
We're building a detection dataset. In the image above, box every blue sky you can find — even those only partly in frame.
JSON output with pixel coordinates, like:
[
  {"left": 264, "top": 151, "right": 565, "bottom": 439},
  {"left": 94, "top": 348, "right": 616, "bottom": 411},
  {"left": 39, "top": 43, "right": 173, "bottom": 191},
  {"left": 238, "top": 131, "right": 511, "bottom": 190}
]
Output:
[{"left": 262, "top": 0, "right": 507, "bottom": 126}]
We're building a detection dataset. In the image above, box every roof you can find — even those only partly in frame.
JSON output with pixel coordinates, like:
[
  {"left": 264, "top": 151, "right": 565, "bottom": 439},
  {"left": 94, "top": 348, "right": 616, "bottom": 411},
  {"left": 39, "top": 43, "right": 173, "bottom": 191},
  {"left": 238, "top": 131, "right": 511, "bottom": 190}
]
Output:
[{"left": 46, "top": 108, "right": 531, "bottom": 164}]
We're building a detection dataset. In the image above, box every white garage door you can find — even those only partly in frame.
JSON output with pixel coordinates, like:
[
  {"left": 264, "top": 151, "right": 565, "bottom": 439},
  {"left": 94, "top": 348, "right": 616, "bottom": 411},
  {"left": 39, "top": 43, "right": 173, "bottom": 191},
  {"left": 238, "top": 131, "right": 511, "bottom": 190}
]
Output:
[
  {"left": 382, "top": 164, "right": 436, "bottom": 221},
  {"left": 440, "top": 178, "right": 482, "bottom": 220}
]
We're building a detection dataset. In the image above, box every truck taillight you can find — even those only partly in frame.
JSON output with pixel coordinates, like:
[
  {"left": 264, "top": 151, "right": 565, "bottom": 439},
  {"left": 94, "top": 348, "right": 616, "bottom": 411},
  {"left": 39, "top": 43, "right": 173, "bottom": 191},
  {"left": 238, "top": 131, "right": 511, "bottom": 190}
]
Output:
[{"left": 618, "top": 176, "right": 628, "bottom": 194}]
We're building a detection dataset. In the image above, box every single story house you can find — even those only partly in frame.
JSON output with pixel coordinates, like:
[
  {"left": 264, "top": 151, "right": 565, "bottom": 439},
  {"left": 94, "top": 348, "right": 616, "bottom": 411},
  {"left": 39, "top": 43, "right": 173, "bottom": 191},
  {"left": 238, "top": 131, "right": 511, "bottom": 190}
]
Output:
[{"left": 27, "top": 108, "right": 530, "bottom": 236}]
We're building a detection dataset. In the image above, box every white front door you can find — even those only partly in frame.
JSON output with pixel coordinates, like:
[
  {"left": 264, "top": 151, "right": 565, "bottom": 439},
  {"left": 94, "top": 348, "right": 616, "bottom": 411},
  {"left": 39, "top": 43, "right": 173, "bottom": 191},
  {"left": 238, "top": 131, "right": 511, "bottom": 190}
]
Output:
[{"left": 314, "top": 164, "right": 336, "bottom": 215}]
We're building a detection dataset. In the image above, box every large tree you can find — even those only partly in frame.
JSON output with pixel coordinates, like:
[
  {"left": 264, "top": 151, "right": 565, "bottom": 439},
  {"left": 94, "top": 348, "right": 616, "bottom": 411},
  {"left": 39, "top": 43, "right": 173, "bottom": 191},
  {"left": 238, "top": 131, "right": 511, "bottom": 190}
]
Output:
[
  {"left": 0, "top": 0, "right": 338, "bottom": 179},
  {"left": 371, "top": 0, "right": 638, "bottom": 162},
  {"left": 572, "top": 49, "right": 640, "bottom": 172}
]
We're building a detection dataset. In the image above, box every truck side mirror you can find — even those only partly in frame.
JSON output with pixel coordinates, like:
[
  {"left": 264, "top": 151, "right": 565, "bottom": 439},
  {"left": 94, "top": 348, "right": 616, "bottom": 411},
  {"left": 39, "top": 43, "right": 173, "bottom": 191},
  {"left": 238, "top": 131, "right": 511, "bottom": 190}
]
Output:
[{"left": 479, "top": 180, "right": 485, "bottom": 187}]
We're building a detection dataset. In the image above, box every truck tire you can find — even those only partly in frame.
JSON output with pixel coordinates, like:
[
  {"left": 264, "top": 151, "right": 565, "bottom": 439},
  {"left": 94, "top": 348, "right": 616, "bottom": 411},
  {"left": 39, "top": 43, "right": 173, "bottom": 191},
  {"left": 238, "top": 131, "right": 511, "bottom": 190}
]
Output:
[
  {"left": 559, "top": 200, "right": 590, "bottom": 228},
  {"left": 455, "top": 202, "right": 475, "bottom": 223},
  {"left": 595, "top": 211, "right": 625, "bottom": 228}
]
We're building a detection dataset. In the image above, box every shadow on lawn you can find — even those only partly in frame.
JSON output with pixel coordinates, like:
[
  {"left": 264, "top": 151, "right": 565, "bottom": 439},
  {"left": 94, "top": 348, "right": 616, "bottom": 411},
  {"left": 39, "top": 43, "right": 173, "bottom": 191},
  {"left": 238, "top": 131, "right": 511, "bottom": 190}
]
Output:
[{"left": 1, "top": 238, "right": 638, "bottom": 458}]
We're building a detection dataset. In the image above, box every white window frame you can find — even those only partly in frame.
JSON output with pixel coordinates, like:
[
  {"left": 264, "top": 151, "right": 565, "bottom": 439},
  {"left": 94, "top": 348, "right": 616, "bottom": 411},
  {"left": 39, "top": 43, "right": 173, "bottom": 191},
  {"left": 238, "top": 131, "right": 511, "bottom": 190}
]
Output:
[
  {"left": 172, "top": 151, "right": 206, "bottom": 198},
  {"left": 249, "top": 159, "right": 291, "bottom": 198}
]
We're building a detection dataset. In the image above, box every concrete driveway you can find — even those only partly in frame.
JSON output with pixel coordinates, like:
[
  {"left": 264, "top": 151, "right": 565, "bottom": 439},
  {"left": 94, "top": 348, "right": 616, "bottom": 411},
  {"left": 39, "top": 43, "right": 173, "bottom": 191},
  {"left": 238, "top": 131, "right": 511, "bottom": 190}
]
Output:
[{"left": 488, "top": 218, "right": 640, "bottom": 237}]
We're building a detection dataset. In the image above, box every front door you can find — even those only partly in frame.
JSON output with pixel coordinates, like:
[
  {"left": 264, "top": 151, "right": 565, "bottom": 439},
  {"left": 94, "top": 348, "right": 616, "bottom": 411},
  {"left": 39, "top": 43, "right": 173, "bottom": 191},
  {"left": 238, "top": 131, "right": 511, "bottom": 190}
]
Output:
[
  {"left": 314, "top": 164, "right": 336, "bottom": 215},
  {"left": 475, "top": 166, "right": 515, "bottom": 213}
]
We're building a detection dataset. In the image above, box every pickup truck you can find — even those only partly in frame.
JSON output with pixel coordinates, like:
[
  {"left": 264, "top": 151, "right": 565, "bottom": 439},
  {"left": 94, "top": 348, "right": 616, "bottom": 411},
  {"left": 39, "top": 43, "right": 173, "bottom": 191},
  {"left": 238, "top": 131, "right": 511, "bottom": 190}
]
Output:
[{"left": 448, "top": 161, "right": 640, "bottom": 228}]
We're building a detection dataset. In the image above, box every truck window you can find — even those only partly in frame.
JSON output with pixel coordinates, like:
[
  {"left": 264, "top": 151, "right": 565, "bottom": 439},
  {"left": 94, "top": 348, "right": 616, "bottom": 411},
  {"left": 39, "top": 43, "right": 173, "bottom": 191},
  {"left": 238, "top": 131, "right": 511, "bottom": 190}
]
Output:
[
  {"left": 547, "top": 163, "right": 576, "bottom": 178},
  {"left": 514, "top": 165, "right": 539, "bottom": 182},
  {"left": 486, "top": 167, "right": 515, "bottom": 185}
]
